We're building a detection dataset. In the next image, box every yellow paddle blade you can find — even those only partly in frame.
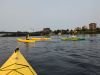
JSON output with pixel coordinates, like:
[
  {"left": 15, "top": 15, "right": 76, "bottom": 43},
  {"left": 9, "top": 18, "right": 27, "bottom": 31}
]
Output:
[{"left": 0, "top": 48, "right": 37, "bottom": 75}]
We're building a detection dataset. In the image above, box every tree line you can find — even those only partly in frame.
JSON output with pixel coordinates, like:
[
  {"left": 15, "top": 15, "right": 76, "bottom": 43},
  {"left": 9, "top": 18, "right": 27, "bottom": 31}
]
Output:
[{"left": 0, "top": 27, "right": 100, "bottom": 37}]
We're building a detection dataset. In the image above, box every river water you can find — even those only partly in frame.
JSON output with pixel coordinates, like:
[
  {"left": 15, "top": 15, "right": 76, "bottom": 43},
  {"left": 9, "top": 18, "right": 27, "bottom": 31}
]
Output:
[{"left": 0, "top": 34, "right": 100, "bottom": 75}]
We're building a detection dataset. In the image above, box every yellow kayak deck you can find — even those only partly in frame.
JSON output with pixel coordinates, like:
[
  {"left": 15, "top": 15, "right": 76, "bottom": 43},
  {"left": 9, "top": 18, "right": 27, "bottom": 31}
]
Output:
[
  {"left": 0, "top": 48, "right": 37, "bottom": 75},
  {"left": 32, "top": 37, "right": 51, "bottom": 41}
]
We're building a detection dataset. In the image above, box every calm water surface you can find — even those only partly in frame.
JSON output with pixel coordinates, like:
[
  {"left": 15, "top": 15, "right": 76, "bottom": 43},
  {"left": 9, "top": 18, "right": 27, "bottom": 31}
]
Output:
[{"left": 0, "top": 35, "right": 100, "bottom": 75}]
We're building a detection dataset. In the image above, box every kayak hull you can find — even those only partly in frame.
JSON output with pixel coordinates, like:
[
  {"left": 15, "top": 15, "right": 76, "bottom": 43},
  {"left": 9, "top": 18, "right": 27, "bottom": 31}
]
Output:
[
  {"left": 61, "top": 37, "right": 85, "bottom": 41},
  {"left": 17, "top": 38, "right": 35, "bottom": 43},
  {"left": 32, "top": 37, "right": 51, "bottom": 41}
]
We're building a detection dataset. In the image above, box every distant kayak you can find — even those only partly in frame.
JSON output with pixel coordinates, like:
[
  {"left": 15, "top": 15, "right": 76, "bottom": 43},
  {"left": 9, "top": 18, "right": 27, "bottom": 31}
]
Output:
[
  {"left": 32, "top": 37, "right": 51, "bottom": 41},
  {"left": 61, "top": 37, "right": 85, "bottom": 41},
  {"left": 17, "top": 38, "right": 35, "bottom": 43},
  {"left": 0, "top": 48, "right": 37, "bottom": 75}
]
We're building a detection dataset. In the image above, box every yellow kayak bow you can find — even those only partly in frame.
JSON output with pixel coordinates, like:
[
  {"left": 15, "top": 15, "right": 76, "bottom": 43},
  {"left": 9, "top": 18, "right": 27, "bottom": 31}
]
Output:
[{"left": 0, "top": 48, "right": 37, "bottom": 75}]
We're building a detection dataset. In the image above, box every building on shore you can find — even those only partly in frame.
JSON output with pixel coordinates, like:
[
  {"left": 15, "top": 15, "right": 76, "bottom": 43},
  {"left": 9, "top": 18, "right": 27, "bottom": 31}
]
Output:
[
  {"left": 89, "top": 23, "right": 97, "bottom": 30},
  {"left": 42, "top": 28, "right": 51, "bottom": 36}
]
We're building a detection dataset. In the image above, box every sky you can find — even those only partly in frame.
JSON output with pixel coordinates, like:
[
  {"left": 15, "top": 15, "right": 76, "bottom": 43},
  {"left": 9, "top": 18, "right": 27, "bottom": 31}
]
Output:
[{"left": 0, "top": 0, "right": 100, "bottom": 32}]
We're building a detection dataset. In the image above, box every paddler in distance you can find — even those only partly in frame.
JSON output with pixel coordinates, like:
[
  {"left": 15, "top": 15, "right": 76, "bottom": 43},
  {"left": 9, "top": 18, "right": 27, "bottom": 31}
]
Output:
[{"left": 26, "top": 33, "right": 30, "bottom": 40}]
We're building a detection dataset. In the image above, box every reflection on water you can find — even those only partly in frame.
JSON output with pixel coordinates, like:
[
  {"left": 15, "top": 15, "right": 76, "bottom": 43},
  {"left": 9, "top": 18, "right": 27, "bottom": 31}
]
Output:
[
  {"left": 89, "top": 34, "right": 97, "bottom": 37},
  {"left": 17, "top": 42, "right": 35, "bottom": 48},
  {"left": 0, "top": 35, "right": 100, "bottom": 75}
]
